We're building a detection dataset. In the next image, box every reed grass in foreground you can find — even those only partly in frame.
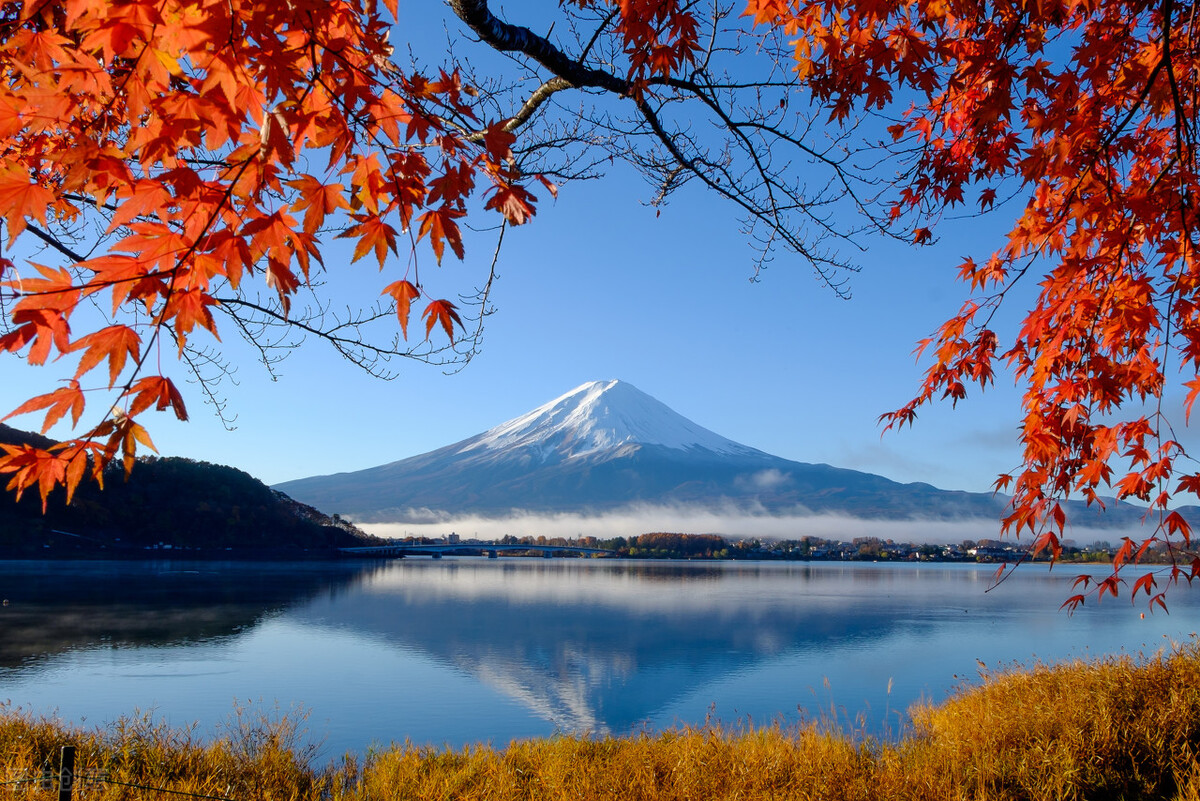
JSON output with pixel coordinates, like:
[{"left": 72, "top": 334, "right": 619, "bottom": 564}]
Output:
[{"left": 5, "top": 643, "right": 1200, "bottom": 801}]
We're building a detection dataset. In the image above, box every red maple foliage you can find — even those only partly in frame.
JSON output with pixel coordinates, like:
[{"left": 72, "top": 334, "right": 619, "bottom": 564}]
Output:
[
  {"left": 3, "top": 0, "right": 1199, "bottom": 610},
  {"left": 0, "top": 0, "right": 541, "bottom": 508},
  {"left": 751, "top": 0, "right": 1199, "bottom": 608}
]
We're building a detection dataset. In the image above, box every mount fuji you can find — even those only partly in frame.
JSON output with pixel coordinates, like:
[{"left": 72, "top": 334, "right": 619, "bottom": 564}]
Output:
[{"left": 276, "top": 379, "right": 1021, "bottom": 524}]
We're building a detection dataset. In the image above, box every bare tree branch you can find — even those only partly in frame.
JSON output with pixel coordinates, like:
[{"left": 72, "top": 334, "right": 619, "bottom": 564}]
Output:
[{"left": 443, "top": 0, "right": 892, "bottom": 295}]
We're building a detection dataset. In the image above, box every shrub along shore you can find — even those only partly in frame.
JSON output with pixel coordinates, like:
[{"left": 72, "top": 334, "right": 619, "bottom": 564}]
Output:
[{"left": 4, "top": 643, "right": 1200, "bottom": 801}]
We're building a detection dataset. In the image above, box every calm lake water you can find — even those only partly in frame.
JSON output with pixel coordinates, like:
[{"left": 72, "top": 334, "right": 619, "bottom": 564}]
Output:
[{"left": 2, "top": 558, "right": 1199, "bottom": 759}]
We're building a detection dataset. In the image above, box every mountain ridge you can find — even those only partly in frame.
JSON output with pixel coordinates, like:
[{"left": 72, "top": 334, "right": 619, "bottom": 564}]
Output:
[{"left": 275, "top": 380, "right": 1045, "bottom": 525}]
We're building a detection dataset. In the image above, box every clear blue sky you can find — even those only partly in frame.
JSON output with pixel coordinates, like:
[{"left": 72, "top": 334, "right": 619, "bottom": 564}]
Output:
[
  {"left": 0, "top": 1, "right": 1106, "bottom": 498},
  {"left": 2, "top": 165, "right": 1036, "bottom": 495}
]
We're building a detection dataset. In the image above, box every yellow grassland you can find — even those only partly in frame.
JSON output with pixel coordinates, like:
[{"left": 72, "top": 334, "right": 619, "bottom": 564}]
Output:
[{"left": 5, "top": 642, "right": 1200, "bottom": 801}]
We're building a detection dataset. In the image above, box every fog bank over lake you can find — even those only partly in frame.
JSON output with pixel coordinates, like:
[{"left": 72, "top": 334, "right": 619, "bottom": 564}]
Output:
[{"left": 359, "top": 505, "right": 1135, "bottom": 544}]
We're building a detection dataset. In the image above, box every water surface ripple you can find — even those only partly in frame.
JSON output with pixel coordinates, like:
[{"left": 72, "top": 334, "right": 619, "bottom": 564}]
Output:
[{"left": 1, "top": 558, "right": 1197, "bottom": 756}]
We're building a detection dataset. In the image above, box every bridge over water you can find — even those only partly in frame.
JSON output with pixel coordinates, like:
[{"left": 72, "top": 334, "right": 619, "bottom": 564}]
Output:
[{"left": 338, "top": 542, "right": 614, "bottom": 559}]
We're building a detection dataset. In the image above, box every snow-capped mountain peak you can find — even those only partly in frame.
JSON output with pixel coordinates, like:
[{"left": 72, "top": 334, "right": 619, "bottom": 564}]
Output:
[
  {"left": 460, "top": 380, "right": 759, "bottom": 460},
  {"left": 273, "top": 379, "right": 1027, "bottom": 525}
]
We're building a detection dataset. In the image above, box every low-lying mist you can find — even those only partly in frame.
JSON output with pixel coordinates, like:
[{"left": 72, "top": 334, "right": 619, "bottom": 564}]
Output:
[{"left": 356, "top": 504, "right": 1126, "bottom": 545}]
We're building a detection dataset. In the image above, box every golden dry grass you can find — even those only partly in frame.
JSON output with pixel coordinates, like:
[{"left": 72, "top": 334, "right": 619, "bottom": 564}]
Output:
[{"left": 5, "top": 644, "right": 1200, "bottom": 801}]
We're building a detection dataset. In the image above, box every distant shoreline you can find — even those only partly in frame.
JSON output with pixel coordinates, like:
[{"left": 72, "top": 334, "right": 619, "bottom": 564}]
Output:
[{"left": 0, "top": 544, "right": 1143, "bottom": 565}]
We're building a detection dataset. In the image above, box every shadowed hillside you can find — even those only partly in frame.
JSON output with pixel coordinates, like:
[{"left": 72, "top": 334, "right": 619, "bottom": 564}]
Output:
[{"left": 0, "top": 424, "right": 380, "bottom": 556}]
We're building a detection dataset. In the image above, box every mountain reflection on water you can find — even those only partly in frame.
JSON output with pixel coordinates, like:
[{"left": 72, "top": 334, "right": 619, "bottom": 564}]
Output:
[
  {"left": 2, "top": 558, "right": 1199, "bottom": 755},
  {"left": 291, "top": 561, "right": 910, "bottom": 734}
]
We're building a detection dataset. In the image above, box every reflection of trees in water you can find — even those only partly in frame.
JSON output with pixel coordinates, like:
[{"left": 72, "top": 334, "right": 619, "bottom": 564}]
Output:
[
  {"left": 0, "top": 561, "right": 375, "bottom": 669},
  {"left": 480, "top": 560, "right": 729, "bottom": 582},
  {"left": 620, "top": 563, "right": 726, "bottom": 582}
]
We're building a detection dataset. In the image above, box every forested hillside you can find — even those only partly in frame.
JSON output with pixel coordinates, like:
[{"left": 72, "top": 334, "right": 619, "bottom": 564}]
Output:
[{"left": 0, "top": 425, "right": 379, "bottom": 556}]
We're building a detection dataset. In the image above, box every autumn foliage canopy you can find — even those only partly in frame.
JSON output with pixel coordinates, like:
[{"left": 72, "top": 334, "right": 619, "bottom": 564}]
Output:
[
  {"left": 0, "top": 0, "right": 544, "bottom": 502},
  {"left": 1, "top": 0, "right": 1199, "bottom": 603}
]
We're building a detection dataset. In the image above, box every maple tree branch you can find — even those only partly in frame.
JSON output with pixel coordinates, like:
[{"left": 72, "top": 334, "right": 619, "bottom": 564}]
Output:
[
  {"left": 213, "top": 296, "right": 460, "bottom": 377},
  {"left": 448, "top": 0, "right": 629, "bottom": 95},
  {"left": 171, "top": 331, "right": 240, "bottom": 431},
  {"left": 451, "top": 0, "right": 788, "bottom": 108},
  {"left": 446, "top": 221, "right": 506, "bottom": 374},
  {"left": 632, "top": 94, "right": 855, "bottom": 294},
  {"left": 579, "top": 6, "right": 622, "bottom": 64},
  {"left": 24, "top": 224, "right": 86, "bottom": 265},
  {"left": 674, "top": 77, "right": 880, "bottom": 249},
  {"left": 502, "top": 77, "right": 575, "bottom": 133},
  {"left": 460, "top": 77, "right": 575, "bottom": 143},
  {"left": 447, "top": 0, "right": 867, "bottom": 291},
  {"left": 1101, "top": 58, "right": 1167, "bottom": 154},
  {"left": 220, "top": 302, "right": 293, "bottom": 382},
  {"left": 1160, "top": 0, "right": 1198, "bottom": 224}
]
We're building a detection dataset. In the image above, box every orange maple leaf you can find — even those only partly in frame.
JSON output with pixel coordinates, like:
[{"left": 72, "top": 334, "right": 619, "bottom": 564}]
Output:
[
  {"left": 123, "top": 376, "right": 188, "bottom": 421},
  {"left": 0, "top": 445, "right": 65, "bottom": 511},
  {"left": 341, "top": 215, "right": 398, "bottom": 268},
  {"left": 422, "top": 298, "right": 463, "bottom": 342},
  {"left": 382, "top": 279, "right": 421, "bottom": 338},
  {"left": 417, "top": 206, "right": 465, "bottom": 263},
  {"left": 70, "top": 325, "right": 141, "bottom": 387},
  {"left": 0, "top": 308, "right": 73, "bottom": 365},
  {"left": 0, "top": 165, "right": 55, "bottom": 242},
  {"left": 288, "top": 175, "right": 351, "bottom": 234},
  {"left": 485, "top": 182, "right": 536, "bottom": 225},
  {"left": 3, "top": 382, "right": 86, "bottom": 433}
]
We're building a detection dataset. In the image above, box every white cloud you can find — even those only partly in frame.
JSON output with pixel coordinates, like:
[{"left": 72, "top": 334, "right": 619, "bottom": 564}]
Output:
[
  {"left": 734, "top": 468, "right": 792, "bottom": 490},
  {"left": 356, "top": 504, "right": 1149, "bottom": 545}
]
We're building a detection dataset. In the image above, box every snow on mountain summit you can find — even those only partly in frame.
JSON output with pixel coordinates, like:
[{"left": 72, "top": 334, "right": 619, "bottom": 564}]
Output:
[
  {"left": 461, "top": 380, "right": 761, "bottom": 460},
  {"left": 271, "top": 379, "right": 1036, "bottom": 524}
]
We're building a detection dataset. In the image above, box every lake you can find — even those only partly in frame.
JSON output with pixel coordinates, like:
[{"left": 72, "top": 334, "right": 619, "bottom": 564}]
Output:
[{"left": 1, "top": 558, "right": 1198, "bottom": 760}]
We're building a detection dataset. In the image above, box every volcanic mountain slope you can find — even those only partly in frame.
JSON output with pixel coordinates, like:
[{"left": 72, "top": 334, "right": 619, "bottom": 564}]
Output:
[{"left": 276, "top": 379, "right": 1021, "bottom": 524}]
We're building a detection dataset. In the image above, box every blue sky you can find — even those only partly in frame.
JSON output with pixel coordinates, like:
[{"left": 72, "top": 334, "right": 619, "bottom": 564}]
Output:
[
  {"left": 0, "top": 1, "right": 1061, "bottom": 497},
  {"left": 3, "top": 161, "right": 1034, "bottom": 495}
]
